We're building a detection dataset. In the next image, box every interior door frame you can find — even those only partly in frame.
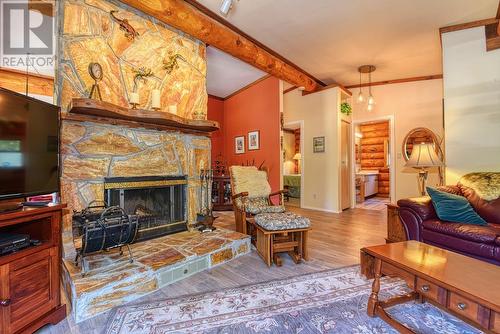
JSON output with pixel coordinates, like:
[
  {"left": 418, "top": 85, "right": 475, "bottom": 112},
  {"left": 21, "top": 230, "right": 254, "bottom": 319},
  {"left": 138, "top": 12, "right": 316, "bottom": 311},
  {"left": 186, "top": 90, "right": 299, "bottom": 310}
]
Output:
[
  {"left": 350, "top": 115, "right": 396, "bottom": 207},
  {"left": 340, "top": 119, "right": 352, "bottom": 210},
  {"left": 282, "top": 120, "right": 305, "bottom": 208}
]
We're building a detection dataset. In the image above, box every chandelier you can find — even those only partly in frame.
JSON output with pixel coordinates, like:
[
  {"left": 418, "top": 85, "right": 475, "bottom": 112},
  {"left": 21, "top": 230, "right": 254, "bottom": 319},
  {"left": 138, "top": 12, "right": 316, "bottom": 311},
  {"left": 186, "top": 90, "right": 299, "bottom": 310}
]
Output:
[{"left": 356, "top": 65, "right": 376, "bottom": 111}]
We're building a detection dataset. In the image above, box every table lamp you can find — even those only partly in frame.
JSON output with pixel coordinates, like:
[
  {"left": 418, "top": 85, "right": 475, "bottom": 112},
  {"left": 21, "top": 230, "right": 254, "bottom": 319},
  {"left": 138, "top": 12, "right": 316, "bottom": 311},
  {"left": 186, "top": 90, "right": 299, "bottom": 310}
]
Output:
[{"left": 405, "top": 143, "right": 443, "bottom": 196}]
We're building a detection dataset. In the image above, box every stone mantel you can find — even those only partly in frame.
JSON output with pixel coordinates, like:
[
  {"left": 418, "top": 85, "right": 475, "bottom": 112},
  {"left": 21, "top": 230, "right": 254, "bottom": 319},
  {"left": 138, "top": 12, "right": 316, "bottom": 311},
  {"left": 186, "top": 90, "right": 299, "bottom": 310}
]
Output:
[{"left": 66, "top": 98, "right": 219, "bottom": 136}]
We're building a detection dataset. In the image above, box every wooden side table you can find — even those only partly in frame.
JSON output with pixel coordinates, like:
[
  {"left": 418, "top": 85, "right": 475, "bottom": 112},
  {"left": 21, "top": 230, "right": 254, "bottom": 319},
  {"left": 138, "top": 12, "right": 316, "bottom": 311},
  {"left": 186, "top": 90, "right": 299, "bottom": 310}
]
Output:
[{"left": 386, "top": 204, "right": 407, "bottom": 243}]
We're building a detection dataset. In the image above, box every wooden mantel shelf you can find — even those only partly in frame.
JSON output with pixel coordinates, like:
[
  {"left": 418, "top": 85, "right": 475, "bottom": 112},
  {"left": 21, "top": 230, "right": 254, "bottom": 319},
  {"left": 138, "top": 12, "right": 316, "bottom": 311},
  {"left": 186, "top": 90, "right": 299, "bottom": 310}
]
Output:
[{"left": 65, "top": 98, "right": 219, "bottom": 135}]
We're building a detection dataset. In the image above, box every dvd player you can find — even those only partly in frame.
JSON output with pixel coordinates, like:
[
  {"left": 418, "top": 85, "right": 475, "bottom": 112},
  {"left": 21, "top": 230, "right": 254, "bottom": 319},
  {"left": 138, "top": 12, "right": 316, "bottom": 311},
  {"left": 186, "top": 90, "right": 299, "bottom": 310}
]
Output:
[{"left": 0, "top": 233, "right": 31, "bottom": 255}]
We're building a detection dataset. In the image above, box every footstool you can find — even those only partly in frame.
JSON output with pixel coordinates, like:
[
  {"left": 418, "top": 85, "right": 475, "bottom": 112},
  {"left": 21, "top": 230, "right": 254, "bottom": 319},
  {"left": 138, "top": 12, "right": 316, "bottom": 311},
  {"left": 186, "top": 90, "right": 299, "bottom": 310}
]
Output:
[{"left": 254, "top": 212, "right": 311, "bottom": 267}]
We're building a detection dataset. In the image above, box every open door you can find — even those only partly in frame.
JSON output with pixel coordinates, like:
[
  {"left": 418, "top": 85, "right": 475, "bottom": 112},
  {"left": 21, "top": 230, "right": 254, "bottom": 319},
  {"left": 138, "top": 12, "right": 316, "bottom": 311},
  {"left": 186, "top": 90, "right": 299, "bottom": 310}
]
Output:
[{"left": 341, "top": 120, "right": 351, "bottom": 210}]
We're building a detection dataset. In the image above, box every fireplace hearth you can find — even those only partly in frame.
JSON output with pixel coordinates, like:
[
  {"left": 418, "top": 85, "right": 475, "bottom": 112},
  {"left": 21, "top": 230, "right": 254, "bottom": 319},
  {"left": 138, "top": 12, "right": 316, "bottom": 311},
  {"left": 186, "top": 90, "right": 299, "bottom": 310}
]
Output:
[{"left": 104, "top": 176, "right": 188, "bottom": 242}]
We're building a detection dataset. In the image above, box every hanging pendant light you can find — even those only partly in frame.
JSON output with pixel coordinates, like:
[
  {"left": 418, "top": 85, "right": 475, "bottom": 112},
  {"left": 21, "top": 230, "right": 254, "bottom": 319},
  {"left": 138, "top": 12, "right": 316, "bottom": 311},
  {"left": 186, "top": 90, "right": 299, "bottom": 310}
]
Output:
[
  {"left": 367, "top": 70, "right": 375, "bottom": 106},
  {"left": 357, "top": 71, "right": 364, "bottom": 103},
  {"left": 358, "top": 65, "right": 376, "bottom": 111}
]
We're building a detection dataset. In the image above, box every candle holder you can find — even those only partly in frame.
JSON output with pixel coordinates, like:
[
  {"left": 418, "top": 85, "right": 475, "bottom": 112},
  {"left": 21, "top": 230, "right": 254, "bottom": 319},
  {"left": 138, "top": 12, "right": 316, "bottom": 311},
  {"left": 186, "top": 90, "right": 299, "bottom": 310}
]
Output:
[{"left": 129, "top": 91, "right": 140, "bottom": 109}]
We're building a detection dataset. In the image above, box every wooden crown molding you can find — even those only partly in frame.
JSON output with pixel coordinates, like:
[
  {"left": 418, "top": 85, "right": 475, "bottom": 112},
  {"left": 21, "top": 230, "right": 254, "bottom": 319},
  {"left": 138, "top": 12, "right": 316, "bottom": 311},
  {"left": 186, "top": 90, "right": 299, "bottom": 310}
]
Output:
[
  {"left": 224, "top": 75, "right": 272, "bottom": 100},
  {"left": 183, "top": 0, "right": 326, "bottom": 88},
  {"left": 485, "top": 0, "right": 500, "bottom": 51},
  {"left": 208, "top": 94, "right": 225, "bottom": 102},
  {"left": 345, "top": 74, "right": 443, "bottom": 89},
  {"left": 120, "top": 0, "right": 319, "bottom": 92},
  {"left": 439, "top": 17, "right": 499, "bottom": 34},
  {"left": 208, "top": 75, "right": 272, "bottom": 101},
  {"left": 0, "top": 67, "right": 54, "bottom": 96},
  {"left": 283, "top": 86, "right": 298, "bottom": 94},
  {"left": 301, "top": 83, "right": 352, "bottom": 97}
]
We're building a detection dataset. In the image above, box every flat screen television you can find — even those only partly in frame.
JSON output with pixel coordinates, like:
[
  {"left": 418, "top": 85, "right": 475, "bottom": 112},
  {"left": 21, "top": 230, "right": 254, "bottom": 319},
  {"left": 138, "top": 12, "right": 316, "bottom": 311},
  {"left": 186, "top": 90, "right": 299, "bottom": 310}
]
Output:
[{"left": 0, "top": 88, "right": 60, "bottom": 200}]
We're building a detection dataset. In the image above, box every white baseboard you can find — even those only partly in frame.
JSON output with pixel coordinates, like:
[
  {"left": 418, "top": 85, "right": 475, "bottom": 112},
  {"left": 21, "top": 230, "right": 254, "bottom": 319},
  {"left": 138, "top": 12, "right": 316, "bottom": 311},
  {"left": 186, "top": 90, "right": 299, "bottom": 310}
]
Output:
[{"left": 299, "top": 205, "right": 341, "bottom": 214}]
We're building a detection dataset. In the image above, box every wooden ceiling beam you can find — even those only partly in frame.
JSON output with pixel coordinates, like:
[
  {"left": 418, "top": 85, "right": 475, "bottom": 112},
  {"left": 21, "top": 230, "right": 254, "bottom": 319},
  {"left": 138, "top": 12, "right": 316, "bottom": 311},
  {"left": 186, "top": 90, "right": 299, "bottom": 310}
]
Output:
[
  {"left": 485, "top": 0, "right": 500, "bottom": 52},
  {"left": 29, "top": 0, "right": 55, "bottom": 17},
  {"left": 0, "top": 67, "right": 53, "bottom": 96},
  {"left": 119, "top": 0, "right": 318, "bottom": 92},
  {"left": 183, "top": 0, "right": 326, "bottom": 88}
]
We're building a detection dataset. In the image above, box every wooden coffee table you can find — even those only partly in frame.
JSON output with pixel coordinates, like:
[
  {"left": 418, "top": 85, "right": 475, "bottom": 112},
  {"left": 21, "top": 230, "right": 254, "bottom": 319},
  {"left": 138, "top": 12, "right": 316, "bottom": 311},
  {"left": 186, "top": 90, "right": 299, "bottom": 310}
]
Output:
[{"left": 360, "top": 241, "right": 500, "bottom": 333}]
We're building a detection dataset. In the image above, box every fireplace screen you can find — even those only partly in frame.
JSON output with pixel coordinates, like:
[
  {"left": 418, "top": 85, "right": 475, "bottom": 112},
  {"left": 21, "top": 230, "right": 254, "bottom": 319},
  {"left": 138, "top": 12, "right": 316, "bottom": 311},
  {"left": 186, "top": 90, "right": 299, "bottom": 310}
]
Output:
[{"left": 104, "top": 176, "right": 187, "bottom": 242}]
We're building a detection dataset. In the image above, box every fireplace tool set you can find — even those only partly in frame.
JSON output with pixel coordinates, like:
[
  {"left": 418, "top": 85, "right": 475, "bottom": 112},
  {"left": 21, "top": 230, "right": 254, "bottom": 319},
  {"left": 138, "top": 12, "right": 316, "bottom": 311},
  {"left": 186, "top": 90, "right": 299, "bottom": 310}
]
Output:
[
  {"left": 197, "top": 169, "right": 217, "bottom": 232},
  {"left": 73, "top": 201, "right": 138, "bottom": 275}
]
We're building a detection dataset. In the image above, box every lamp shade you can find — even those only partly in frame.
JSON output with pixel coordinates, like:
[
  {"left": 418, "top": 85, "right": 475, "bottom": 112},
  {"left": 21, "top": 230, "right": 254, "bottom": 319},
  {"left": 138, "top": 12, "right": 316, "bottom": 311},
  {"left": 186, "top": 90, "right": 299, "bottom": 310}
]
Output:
[
  {"left": 293, "top": 153, "right": 302, "bottom": 160},
  {"left": 405, "top": 143, "right": 443, "bottom": 168}
]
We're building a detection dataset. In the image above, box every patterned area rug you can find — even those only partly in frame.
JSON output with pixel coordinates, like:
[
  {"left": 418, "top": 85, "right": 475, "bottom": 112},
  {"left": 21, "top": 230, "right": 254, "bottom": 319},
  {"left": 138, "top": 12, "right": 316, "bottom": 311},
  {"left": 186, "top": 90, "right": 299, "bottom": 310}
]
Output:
[{"left": 106, "top": 266, "right": 481, "bottom": 333}]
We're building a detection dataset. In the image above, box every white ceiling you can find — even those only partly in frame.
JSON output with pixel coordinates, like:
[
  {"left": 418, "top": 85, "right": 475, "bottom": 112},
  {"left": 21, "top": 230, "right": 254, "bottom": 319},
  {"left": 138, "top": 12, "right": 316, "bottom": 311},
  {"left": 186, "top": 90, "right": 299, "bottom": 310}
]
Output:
[
  {"left": 199, "top": 0, "right": 498, "bottom": 86},
  {"left": 206, "top": 46, "right": 267, "bottom": 98}
]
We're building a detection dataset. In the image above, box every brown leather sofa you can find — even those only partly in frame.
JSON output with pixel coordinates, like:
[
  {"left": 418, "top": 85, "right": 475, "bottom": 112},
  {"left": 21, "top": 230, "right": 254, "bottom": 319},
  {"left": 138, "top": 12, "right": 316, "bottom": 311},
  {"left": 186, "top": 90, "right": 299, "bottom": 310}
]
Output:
[{"left": 397, "top": 173, "right": 500, "bottom": 265}]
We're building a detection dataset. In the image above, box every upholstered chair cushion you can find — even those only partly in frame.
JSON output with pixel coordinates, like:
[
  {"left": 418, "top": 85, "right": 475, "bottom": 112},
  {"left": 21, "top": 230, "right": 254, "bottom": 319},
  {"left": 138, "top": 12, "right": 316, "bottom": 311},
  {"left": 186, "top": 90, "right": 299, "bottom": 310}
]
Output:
[
  {"left": 235, "top": 197, "right": 285, "bottom": 215},
  {"left": 230, "top": 166, "right": 271, "bottom": 198},
  {"left": 255, "top": 212, "right": 310, "bottom": 231}
]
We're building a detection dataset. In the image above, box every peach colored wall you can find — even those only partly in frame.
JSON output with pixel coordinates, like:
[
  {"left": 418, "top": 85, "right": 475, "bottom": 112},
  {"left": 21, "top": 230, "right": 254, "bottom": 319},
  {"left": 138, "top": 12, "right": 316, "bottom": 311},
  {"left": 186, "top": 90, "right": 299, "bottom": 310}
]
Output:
[
  {"left": 207, "top": 96, "right": 225, "bottom": 164},
  {"left": 352, "top": 79, "right": 444, "bottom": 200},
  {"left": 442, "top": 27, "right": 500, "bottom": 184},
  {"left": 283, "top": 87, "right": 342, "bottom": 212},
  {"left": 222, "top": 77, "right": 281, "bottom": 192}
]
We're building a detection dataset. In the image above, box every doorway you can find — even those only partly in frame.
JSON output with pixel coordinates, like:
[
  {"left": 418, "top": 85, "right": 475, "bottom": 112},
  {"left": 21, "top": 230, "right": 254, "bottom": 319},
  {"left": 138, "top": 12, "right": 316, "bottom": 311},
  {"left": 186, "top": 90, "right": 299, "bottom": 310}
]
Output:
[
  {"left": 282, "top": 121, "right": 304, "bottom": 208},
  {"left": 340, "top": 120, "right": 352, "bottom": 210},
  {"left": 351, "top": 118, "right": 395, "bottom": 210}
]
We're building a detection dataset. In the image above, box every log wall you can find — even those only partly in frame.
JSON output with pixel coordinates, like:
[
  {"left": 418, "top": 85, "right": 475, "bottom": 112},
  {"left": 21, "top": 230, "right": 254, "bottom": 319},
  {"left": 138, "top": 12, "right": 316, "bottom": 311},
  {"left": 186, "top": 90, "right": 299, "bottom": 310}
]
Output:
[{"left": 360, "top": 121, "right": 390, "bottom": 197}]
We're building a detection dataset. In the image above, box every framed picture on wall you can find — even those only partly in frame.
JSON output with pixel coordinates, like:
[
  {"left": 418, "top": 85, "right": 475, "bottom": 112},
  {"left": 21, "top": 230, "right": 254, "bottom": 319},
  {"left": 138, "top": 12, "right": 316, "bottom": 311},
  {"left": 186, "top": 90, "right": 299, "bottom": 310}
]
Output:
[
  {"left": 235, "top": 136, "right": 245, "bottom": 154},
  {"left": 313, "top": 136, "right": 325, "bottom": 153},
  {"left": 248, "top": 130, "right": 260, "bottom": 150}
]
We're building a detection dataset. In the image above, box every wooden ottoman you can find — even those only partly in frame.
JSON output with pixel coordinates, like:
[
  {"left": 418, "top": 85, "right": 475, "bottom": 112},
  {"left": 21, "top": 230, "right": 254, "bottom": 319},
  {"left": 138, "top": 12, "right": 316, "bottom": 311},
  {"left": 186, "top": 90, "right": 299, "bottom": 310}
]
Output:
[{"left": 254, "top": 212, "right": 311, "bottom": 267}]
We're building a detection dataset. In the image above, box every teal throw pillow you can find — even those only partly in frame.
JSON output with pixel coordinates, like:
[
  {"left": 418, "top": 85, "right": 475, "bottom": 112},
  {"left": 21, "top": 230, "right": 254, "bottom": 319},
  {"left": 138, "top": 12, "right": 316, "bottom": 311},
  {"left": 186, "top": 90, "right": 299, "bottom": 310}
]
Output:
[{"left": 426, "top": 187, "right": 487, "bottom": 226}]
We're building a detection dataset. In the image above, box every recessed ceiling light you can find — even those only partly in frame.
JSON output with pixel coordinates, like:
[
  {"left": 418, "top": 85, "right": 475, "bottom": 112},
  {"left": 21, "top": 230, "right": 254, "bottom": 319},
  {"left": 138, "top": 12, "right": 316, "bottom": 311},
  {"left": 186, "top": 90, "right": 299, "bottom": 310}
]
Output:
[{"left": 297, "top": 86, "right": 306, "bottom": 91}]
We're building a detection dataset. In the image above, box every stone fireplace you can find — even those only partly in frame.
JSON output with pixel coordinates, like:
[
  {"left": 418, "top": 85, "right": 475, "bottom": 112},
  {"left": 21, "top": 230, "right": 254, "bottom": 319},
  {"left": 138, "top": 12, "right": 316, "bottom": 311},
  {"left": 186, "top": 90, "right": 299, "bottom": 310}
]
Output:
[
  {"left": 59, "top": 117, "right": 251, "bottom": 324},
  {"left": 60, "top": 121, "right": 211, "bottom": 258},
  {"left": 56, "top": 0, "right": 251, "bottom": 323},
  {"left": 104, "top": 175, "right": 188, "bottom": 241}
]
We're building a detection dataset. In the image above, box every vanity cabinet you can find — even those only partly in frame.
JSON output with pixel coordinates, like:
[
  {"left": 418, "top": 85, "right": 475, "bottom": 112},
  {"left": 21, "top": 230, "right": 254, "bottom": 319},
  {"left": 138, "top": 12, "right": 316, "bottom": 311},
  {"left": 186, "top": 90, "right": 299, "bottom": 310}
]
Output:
[{"left": 364, "top": 174, "right": 379, "bottom": 197}]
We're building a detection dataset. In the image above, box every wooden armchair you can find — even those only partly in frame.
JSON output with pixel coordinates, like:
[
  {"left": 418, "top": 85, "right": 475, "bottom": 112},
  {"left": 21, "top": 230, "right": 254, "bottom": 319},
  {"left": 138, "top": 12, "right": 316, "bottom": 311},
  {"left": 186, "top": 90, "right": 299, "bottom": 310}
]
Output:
[
  {"left": 229, "top": 166, "right": 310, "bottom": 266},
  {"left": 229, "top": 166, "right": 287, "bottom": 235}
]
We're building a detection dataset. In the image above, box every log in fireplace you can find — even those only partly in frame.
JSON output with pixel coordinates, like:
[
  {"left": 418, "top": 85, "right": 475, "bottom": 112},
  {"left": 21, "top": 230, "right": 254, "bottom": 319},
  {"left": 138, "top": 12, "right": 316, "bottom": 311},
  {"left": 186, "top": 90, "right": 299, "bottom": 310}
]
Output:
[{"left": 104, "top": 176, "right": 188, "bottom": 242}]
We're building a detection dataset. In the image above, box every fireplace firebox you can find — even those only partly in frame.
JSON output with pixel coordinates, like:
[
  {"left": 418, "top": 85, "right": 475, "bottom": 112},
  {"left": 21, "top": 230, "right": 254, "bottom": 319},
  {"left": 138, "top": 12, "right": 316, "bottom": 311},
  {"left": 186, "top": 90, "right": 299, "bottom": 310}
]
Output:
[{"left": 104, "top": 176, "right": 187, "bottom": 242}]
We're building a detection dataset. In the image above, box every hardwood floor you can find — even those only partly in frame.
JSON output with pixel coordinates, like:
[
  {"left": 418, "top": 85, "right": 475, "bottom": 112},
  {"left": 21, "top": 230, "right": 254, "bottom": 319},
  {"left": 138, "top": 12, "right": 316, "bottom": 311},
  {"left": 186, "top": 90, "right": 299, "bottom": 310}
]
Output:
[
  {"left": 355, "top": 196, "right": 391, "bottom": 211},
  {"left": 38, "top": 206, "right": 386, "bottom": 334}
]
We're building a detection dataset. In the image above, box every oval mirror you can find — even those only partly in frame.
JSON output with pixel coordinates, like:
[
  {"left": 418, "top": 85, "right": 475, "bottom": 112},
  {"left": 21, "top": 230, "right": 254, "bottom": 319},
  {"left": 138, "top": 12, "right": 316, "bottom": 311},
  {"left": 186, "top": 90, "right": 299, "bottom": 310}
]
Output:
[{"left": 402, "top": 127, "right": 441, "bottom": 161}]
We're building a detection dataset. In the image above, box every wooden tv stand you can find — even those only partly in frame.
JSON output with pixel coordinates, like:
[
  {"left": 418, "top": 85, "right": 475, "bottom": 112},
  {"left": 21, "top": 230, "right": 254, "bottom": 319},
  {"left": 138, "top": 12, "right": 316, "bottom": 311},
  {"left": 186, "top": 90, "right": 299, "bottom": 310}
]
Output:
[{"left": 0, "top": 204, "right": 66, "bottom": 334}]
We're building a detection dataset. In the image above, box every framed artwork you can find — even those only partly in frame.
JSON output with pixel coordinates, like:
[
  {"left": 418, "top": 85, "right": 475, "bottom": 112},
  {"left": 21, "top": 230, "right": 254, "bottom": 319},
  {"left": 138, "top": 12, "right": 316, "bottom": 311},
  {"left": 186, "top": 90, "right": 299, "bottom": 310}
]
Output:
[
  {"left": 248, "top": 130, "right": 260, "bottom": 150},
  {"left": 313, "top": 136, "right": 325, "bottom": 153},
  {"left": 235, "top": 136, "right": 245, "bottom": 154}
]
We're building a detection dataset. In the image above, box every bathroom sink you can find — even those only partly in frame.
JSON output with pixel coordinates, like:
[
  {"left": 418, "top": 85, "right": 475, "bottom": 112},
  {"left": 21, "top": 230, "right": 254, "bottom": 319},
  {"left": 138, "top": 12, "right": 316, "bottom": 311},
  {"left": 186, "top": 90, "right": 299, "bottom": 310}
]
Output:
[{"left": 356, "top": 170, "right": 379, "bottom": 175}]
